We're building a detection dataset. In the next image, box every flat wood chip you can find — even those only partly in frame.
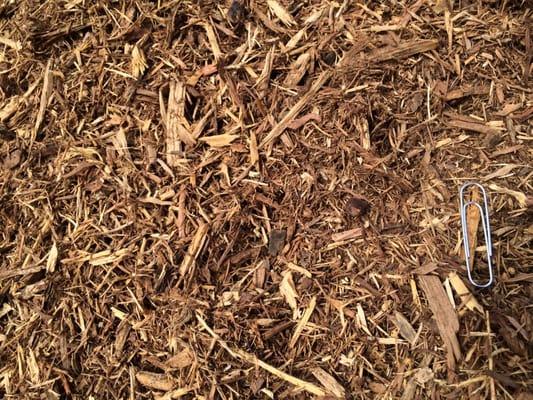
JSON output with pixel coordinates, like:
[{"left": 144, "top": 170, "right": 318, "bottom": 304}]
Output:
[{"left": 419, "top": 275, "right": 461, "bottom": 369}]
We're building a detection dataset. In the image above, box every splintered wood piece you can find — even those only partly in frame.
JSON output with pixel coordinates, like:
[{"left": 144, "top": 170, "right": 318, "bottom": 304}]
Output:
[
  {"left": 136, "top": 371, "right": 175, "bottom": 391},
  {"left": 488, "top": 184, "right": 527, "bottom": 207},
  {"left": 220, "top": 69, "right": 244, "bottom": 110},
  {"left": 280, "top": 271, "right": 299, "bottom": 318},
  {"left": 199, "top": 133, "right": 239, "bottom": 147},
  {"left": 331, "top": 228, "right": 363, "bottom": 242},
  {"left": 284, "top": 28, "right": 306, "bottom": 51},
  {"left": 60, "top": 249, "right": 130, "bottom": 266},
  {"left": 35, "top": 59, "right": 53, "bottom": 136},
  {"left": 286, "top": 112, "right": 321, "bottom": 130},
  {"left": 112, "top": 127, "right": 131, "bottom": 159},
  {"left": 355, "top": 117, "right": 371, "bottom": 150},
  {"left": 310, "top": 367, "right": 346, "bottom": 398},
  {"left": 249, "top": 130, "right": 259, "bottom": 165},
  {"left": 287, "top": 262, "right": 312, "bottom": 278},
  {"left": 289, "top": 295, "right": 316, "bottom": 348},
  {"left": 447, "top": 119, "right": 500, "bottom": 135},
  {"left": 419, "top": 275, "right": 461, "bottom": 369},
  {"left": 154, "top": 387, "right": 194, "bottom": 400},
  {"left": 165, "top": 81, "right": 195, "bottom": 166},
  {"left": 131, "top": 45, "right": 147, "bottom": 78},
  {"left": 283, "top": 52, "right": 311, "bottom": 87},
  {"left": 448, "top": 272, "right": 484, "bottom": 314},
  {"left": 524, "top": 26, "right": 531, "bottom": 82},
  {"left": 179, "top": 223, "right": 209, "bottom": 276},
  {"left": 177, "top": 185, "right": 186, "bottom": 238},
  {"left": 367, "top": 39, "right": 438, "bottom": 62},
  {"left": 393, "top": 311, "right": 417, "bottom": 345},
  {"left": 482, "top": 164, "right": 518, "bottom": 181},
  {"left": 443, "top": 85, "right": 490, "bottom": 101},
  {"left": 165, "top": 348, "right": 194, "bottom": 369},
  {"left": 256, "top": 46, "right": 275, "bottom": 94},
  {"left": 46, "top": 243, "right": 58, "bottom": 273},
  {"left": 186, "top": 63, "right": 217, "bottom": 87},
  {"left": 27, "top": 348, "right": 40, "bottom": 384},
  {"left": 196, "top": 314, "right": 326, "bottom": 396},
  {"left": 203, "top": 22, "right": 222, "bottom": 61},
  {"left": 357, "top": 303, "right": 372, "bottom": 336},
  {"left": 267, "top": 0, "right": 296, "bottom": 26},
  {"left": 259, "top": 70, "right": 331, "bottom": 148}
]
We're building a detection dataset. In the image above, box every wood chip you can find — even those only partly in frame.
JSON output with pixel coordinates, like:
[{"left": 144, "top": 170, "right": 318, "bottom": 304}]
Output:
[
  {"left": 283, "top": 52, "right": 311, "bottom": 87},
  {"left": 136, "top": 372, "right": 175, "bottom": 391},
  {"left": 203, "top": 22, "right": 222, "bottom": 61},
  {"left": 289, "top": 296, "right": 316, "bottom": 348},
  {"left": 367, "top": 39, "right": 438, "bottom": 62},
  {"left": 286, "top": 112, "right": 321, "bottom": 130},
  {"left": 199, "top": 133, "right": 239, "bottom": 147},
  {"left": 447, "top": 118, "right": 500, "bottom": 135},
  {"left": 34, "top": 60, "right": 53, "bottom": 136},
  {"left": 331, "top": 228, "right": 363, "bottom": 242},
  {"left": 260, "top": 70, "right": 331, "bottom": 147},
  {"left": 154, "top": 387, "right": 194, "bottom": 400},
  {"left": 448, "top": 272, "right": 484, "bottom": 314},
  {"left": 419, "top": 275, "right": 461, "bottom": 369},
  {"left": 280, "top": 271, "right": 299, "bottom": 318},
  {"left": 488, "top": 184, "right": 527, "bottom": 207},
  {"left": 310, "top": 367, "right": 345, "bottom": 398},
  {"left": 393, "top": 311, "right": 417, "bottom": 345},
  {"left": 164, "top": 81, "right": 195, "bottom": 165},
  {"left": 131, "top": 45, "right": 147, "bottom": 78},
  {"left": 197, "top": 314, "right": 326, "bottom": 396},
  {"left": 46, "top": 243, "right": 58, "bottom": 273},
  {"left": 166, "top": 349, "right": 194, "bottom": 369},
  {"left": 179, "top": 223, "right": 209, "bottom": 276},
  {"left": 443, "top": 85, "right": 490, "bottom": 101},
  {"left": 267, "top": 0, "right": 296, "bottom": 26}
]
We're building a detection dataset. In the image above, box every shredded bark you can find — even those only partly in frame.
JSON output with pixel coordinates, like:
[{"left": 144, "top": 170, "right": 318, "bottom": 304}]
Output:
[{"left": 0, "top": 1, "right": 532, "bottom": 399}]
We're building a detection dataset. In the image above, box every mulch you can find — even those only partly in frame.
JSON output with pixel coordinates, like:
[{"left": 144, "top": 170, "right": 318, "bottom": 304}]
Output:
[{"left": 0, "top": 0, "right": 532, "bottom": 399}]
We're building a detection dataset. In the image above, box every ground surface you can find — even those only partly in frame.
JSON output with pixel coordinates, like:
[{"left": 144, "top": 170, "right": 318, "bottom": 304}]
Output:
[{"left": 0, "top": 0, "right": 532, "bottom": 399}]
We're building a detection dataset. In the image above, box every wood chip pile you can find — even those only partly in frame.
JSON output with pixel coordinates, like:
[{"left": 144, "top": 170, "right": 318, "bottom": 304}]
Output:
[{"left": 0, "top": 0, "right": 532, "bottom": 398}]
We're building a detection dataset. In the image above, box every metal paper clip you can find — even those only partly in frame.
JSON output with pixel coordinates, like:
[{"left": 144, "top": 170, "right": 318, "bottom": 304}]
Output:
[{"left": 459, "top": 182, "right": 494, "bottom": 288}]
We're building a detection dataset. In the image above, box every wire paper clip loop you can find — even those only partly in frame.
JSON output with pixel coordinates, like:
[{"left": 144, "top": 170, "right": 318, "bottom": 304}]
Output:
[{"left": 459, "top": 182, "right": 494, "bottom": 288}]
